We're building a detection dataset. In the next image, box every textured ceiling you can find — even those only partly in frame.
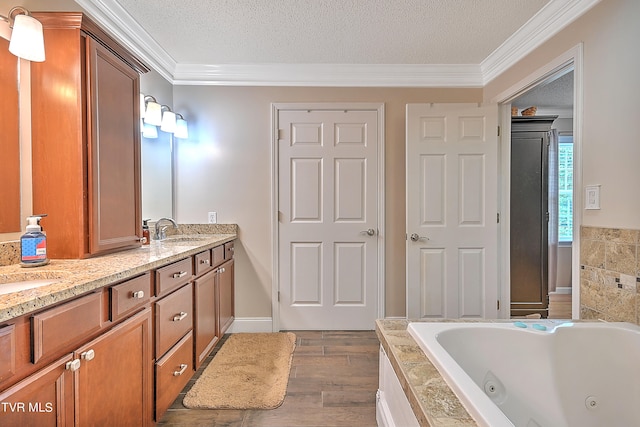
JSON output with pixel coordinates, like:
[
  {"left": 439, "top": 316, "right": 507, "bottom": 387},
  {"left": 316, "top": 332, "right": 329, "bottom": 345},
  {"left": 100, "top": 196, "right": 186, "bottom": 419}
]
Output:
[
  {"left": 114, "top": 0, "right": 549, "bottom": 65},
  {"left": 513, "top": 71, "right": 574, "bottom": 109}
]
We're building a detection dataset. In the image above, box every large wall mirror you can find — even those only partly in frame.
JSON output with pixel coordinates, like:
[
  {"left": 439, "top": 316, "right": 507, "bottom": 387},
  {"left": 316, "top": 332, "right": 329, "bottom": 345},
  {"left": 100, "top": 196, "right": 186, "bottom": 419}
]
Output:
[
  {"left": 0, "top": 34, "right": 23, "bottom": 238},
  {"left": 140, "top": 70, "right": 175, "bottom": 222},
  {"left": 141, "top": 131, "right": 174, "bottom": 221}
]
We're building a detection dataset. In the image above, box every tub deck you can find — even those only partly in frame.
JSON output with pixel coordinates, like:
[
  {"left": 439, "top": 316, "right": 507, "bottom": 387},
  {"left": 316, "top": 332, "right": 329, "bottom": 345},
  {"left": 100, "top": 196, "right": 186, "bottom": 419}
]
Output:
[{"left": 375, "top": 319, "right": 479, "bottom": 426}]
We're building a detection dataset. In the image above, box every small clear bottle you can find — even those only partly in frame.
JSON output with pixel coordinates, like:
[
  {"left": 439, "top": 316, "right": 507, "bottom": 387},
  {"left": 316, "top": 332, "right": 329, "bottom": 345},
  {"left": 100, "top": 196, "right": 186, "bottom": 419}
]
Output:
[{"left": 21, "top": 215, "right": 49, "bottom": 267}]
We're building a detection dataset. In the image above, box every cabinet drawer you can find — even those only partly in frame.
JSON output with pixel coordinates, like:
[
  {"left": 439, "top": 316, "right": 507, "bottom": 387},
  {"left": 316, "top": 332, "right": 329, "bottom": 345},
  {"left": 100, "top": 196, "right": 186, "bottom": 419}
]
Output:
[
  {"left": 0, "top": 324, "right": 16, "bottom": 383},
  {"left": 109, "top": 272, "right": 151, "bottom": 322},
  {"left": 194, "top": 250, "right": 212, "bottom": 276},
  {"left": 155, "top": 284, "right": 192, "bottom": 358},
  {"left": 224, "top": 241, "right": 234, "bottom": 260},
  {"left": 32, "top": 292, "right": 103, "bottom": 363},
  {"left": 212, "top": 245, "right": 224, "bottom": 268},
  {"left": 155, "top": 331, "right": 193, "bottom": 420},
  {"left": 155, "top": 257, "right": 193, "bottom": 296}
]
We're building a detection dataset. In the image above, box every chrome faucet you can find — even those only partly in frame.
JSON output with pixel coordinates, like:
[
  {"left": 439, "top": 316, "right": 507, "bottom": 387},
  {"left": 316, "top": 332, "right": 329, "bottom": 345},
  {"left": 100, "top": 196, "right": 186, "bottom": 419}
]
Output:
[{"left": 155, "top": 218, "right": 178, "bottom": 240}]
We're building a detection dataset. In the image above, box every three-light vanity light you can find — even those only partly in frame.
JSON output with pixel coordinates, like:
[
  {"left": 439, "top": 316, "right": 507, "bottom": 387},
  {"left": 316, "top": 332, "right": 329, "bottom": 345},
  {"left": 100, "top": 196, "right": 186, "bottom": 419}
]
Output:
[{"left": 140, "top": 94, "right": 189, "bottom": 140}]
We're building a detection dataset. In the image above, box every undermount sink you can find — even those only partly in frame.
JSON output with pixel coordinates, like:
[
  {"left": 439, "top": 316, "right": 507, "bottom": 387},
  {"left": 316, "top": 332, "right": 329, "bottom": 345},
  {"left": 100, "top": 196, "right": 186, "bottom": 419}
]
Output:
[
  {"left": 0, "top": 271, "right": 69, "bottom": 296},
  {"left": 160, "top": 235, "right": 212, "bottom": 245}
]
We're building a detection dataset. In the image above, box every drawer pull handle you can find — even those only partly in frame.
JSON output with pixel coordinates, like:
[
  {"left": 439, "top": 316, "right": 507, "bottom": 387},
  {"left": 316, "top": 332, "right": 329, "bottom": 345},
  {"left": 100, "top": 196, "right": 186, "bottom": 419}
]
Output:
[
  {"left": 132, "top": 290, "right": 145, "bottom": 299},
  {"left": 81, "top": 349, "right": 95, "bottom": 361},
  {"left": 172, "top": 271, "right": 188, "bottom": 279},
  {"left": 173, "top": 363, "right": 188, "bottom": 376},
  {"left": 173, "top": 312, "right": 188, "bottom": 322},
  {"left": 200, "top": 259, "right": 210, "bottom": 265},
  {"left": 66, "top": 359, "right": 81, "bottom": 372}
]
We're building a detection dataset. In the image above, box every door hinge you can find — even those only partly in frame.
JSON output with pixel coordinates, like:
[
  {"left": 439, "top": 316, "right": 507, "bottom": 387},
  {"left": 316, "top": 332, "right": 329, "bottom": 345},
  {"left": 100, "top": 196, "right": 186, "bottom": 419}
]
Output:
[
  {"left": 545, "top": 211, "right": 550, "bottom": 222},
  {"left": 497, "top": 212, "right": 500, "bottom": 223},
  {"left": 277, "top": 291, "right": 280, "bottom": 302},
  {"left": 497, "top": 300, "right": 500, "bottom": 310},
  {"left": 277, "top": 129, "right": 284, "bottom": 140},
  {"left": 497, "top": 125, "right": 501, "bottom": 137}
]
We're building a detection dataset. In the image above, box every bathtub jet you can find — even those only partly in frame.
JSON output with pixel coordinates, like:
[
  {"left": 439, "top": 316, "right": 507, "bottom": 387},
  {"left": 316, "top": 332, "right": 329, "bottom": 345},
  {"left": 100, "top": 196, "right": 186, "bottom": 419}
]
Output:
[{"left": 408, "top": 321, "right": 640, "bottom": 427}]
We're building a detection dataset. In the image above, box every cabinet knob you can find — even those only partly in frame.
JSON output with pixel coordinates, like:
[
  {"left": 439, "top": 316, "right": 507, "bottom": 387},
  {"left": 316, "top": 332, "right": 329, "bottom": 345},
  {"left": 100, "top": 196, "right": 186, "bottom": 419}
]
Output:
[
  {"left": 173, "top": 363, "right": 188, "bottom": 377},
  {"left": 66, "top": 359, "right": 81, "bottom": 371},
  {"left": 132, "top": 290, "right": 145, "bottom": 299},
  {"left": 200, "top": 259, "right": 210, "bottom": 265},
  {"left": 218, "top": 267, "right": 226, "bottom": 274},
  {"left": 139, "top": 237, "right": 147, "bottom": 244},
  {"left": 172, "top": 271, "right": 188, "bottom": 279},
  {"left": 81, "top": 349, "right": 95, "bottom": 361},
  {"left": 172, "top": 311, "right": 188, "bottom": 322}
]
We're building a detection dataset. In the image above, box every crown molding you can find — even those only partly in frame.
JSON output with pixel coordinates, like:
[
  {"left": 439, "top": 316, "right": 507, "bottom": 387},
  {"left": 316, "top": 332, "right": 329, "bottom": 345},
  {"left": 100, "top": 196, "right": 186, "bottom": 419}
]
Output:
[
  {"left": 74, "top": 0, "right": 176, "bottom": 82},
  {"left": 481, "top": 0, "right": 601, "bottom": 85},
  {"left": 172, "top": 63, "right": 483, "bottom": 87},
  {"left": 77, "top": 0, "right": 600, "bottom": 87}
]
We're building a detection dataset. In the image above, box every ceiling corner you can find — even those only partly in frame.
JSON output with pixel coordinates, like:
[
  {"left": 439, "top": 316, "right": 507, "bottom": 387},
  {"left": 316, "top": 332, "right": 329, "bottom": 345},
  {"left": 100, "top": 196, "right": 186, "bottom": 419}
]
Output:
[
  {"left": 480, "top": 0, "right": 602, "bottom": 85},
  {"left": 75, "top": 0, "right": 176, "bottom": 82}
]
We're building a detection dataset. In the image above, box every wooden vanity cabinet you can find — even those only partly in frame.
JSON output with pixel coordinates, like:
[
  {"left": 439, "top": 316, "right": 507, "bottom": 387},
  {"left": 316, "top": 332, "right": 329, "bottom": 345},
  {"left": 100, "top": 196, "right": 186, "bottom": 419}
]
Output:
[
  {"left": 218, "top": 258, "right": 235, "bottom": 336},
  {"left": 74, "top": 308, "right": 152, "bottom": 427},
  {"left": 194, "top": 267, "right": 218, "bottom": 369},
  {"left": 0, "top": 301, "right": 152, "bottom": 427},
  {"left": 29, "top": 12, "right": 149, "bottom": 259},
  {"left": 0, "top": 353, "right": 75, "bottom": 427},
  {"left": 193, "top": 244, "right": 235, "bottom": 369}
]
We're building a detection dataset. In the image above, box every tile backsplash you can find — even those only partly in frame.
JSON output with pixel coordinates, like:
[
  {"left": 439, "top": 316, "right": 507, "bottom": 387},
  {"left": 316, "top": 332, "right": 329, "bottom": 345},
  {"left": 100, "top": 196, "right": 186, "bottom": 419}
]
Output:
[
  {"left": 580, "top": 226, "right": 640, "bottom": 324},
  {"left": 0, "top": 224, "right": 238, "bottom": 266}
]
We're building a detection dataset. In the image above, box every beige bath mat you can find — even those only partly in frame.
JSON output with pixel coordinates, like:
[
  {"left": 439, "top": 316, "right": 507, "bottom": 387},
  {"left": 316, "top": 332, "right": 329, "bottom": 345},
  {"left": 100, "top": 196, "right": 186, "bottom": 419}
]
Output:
[{"left": 183, "top": 332, "right": 296, "bottom": 410}]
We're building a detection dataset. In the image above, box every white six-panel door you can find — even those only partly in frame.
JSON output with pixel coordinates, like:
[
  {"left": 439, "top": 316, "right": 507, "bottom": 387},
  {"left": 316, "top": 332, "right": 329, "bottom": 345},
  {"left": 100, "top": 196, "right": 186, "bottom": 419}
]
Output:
[
  {"left": 277, "top": 108, "right": 380, "bottom": 330},
  {"left": 406, "top": 103, "right": 499, "bottom": 319}
]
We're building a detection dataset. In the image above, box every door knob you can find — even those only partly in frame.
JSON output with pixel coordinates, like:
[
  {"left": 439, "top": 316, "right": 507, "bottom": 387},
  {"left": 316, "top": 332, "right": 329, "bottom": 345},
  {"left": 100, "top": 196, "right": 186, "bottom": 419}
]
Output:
[
  {"left": 410, "top": 233, "right": 429, "bottom": 242},
  {"left": 361, "top": 228, "right": 376, "bottom": 236}
]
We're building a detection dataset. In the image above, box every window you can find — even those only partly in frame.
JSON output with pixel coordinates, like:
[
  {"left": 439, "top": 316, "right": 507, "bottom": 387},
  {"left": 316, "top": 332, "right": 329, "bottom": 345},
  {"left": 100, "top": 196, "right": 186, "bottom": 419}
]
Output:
[{"left": 558, "top": 134, "right": 573, "bottom": 242}]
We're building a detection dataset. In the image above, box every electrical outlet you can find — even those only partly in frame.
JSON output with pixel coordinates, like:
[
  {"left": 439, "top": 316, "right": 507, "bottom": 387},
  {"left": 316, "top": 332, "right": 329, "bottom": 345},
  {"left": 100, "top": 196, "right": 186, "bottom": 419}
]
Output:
[{"left": 208, "top": 212, "right": 217, "bottom": 224}]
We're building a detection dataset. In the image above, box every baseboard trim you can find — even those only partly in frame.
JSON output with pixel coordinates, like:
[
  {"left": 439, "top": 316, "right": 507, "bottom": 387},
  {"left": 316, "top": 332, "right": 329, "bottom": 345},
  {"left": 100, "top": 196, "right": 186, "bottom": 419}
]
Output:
[{"left": 227, "top": 317, "right": 274, "bottom": 333}]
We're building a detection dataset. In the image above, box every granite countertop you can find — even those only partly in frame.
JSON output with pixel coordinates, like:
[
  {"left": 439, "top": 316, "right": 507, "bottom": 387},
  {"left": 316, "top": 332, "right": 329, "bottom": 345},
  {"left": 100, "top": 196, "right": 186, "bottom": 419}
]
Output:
[
  {"left": 375, "top": 319, "right": 478, "bottom": 427},
  {"left": 0, "top": 232, "right": 236, "bottom": 323}
]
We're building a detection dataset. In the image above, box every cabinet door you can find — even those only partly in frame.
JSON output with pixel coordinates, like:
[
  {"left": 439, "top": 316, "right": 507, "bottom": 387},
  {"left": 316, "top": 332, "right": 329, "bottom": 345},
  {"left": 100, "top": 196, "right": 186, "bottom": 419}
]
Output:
[
  {"left": 218, "top": 259, "right": 234, "bottom": 336},
  {"left": 74, "top": 308, "right": 152, "bottom": 427},
  {"left": 0, "top": 354, "right": 74, "bottom": 427},
  {"left": 86, "top": 37, "right": 142, "bottom": 255},
  {"left": 194, "top": 270, "right": 218, "bottom": 369}
]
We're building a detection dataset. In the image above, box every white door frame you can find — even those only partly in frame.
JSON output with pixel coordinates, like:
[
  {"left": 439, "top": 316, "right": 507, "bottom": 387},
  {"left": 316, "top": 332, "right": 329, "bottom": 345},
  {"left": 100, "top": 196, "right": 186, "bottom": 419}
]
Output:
[
  {"left": 492, "top": 44, "right": 584, "bottom": 319},
  {"left": 270, "top": 102, "right": 386, "bottom": 331}
]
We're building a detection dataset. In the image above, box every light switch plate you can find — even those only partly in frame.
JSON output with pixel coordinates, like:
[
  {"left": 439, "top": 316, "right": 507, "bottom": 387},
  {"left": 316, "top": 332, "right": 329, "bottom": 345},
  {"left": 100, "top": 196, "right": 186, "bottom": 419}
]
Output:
[{"left": 208, "top": 212, "right": 217, "bottom": 224}]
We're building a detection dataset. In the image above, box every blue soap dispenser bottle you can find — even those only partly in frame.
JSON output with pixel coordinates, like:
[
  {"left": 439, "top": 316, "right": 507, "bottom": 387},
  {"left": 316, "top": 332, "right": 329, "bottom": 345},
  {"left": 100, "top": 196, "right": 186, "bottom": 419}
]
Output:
[{"left": 20, "top": 214, "right": 50, "bottom": 267}]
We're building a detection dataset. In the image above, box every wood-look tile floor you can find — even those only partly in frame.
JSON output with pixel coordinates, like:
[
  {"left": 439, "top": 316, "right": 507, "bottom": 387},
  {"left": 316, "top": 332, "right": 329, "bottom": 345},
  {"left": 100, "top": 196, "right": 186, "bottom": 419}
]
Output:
[{"left": 158, "top": 330, "right": 380, "bottom": 427}]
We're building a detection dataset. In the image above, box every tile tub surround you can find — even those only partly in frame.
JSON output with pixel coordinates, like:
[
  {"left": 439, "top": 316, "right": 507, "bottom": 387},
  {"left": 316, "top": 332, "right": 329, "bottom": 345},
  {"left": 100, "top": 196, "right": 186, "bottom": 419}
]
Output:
[
  {"left": 0, "top": 233, "right": 236, "bottom": 323},
  {"left": 580, "top": 226, "right": 640, "bottom": 323},
  {"left": 376, "top": 319, "right": 478, "bottom": 427}
]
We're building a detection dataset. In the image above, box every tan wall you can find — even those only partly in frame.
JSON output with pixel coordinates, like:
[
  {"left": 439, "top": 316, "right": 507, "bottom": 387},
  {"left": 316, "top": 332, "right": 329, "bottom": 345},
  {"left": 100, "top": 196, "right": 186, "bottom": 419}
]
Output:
[
  {"left": 484, "top": 0, "right": 640, "bottom": 230},
  {"left": 172, "top": 87, "right": 482, "bottom": 319}
]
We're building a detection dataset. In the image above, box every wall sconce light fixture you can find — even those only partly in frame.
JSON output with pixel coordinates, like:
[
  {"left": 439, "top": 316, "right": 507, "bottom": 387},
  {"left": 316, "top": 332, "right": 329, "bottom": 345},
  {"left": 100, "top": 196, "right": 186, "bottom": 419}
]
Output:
[
  {"left": 160, "top": 105, "right": 176, "bottom": 133},
  {"left": 0, "top": 6, "right": 45, "bottom": 62},
  {"left": 140, "top": 93, "right": 189, "bottom": 139},
  {"left": 142, "top": 122, "right": 158, "bottom": 139},
  {"left": 174, "top": 114, "right": 189, "bottom": 139}
]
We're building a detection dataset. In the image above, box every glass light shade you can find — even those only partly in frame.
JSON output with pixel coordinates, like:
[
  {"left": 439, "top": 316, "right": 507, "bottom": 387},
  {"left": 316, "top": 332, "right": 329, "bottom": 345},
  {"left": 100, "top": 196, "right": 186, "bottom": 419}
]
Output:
[
  {"left": 174, "top": 117, "right": 189, "bottom": 139},
  {"left": 142, "top": 123, "right": 158, "bottom": 139},
  {"left": 160, "top": 110, "right": 176, "bottom": 133},
  {"left": 9, "top": 14, "right": 45, "bottom": 62},
  {"left": 144, "top": 101, "right": 162, "bottom": 125},
  {"left": 140, "top": 94, "right": 146, "bottom": 119}
]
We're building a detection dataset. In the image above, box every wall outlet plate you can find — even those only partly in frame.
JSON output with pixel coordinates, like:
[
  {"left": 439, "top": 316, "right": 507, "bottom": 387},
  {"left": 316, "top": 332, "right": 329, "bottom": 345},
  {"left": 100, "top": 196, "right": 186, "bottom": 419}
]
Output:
[{"left": 208, "top": 212, "right": 217, "bottom": 224}]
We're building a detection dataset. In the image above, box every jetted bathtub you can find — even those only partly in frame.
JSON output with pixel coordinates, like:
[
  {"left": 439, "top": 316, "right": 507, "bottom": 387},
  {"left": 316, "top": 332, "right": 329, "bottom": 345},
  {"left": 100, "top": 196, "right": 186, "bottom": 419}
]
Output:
[{"left": 408, "top": 321, "right": 640, "bottom": 427}]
